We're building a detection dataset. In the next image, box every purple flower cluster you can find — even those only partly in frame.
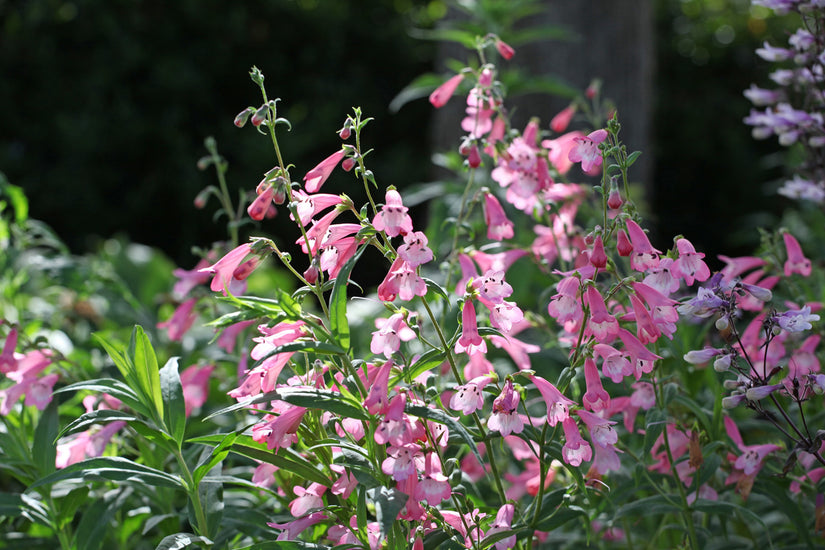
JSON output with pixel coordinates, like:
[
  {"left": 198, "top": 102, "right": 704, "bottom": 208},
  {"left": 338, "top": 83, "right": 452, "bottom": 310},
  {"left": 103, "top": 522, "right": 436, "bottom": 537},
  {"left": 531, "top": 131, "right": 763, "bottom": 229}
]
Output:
[{"left": 744, "top": 2, "right": 825, "bottom": 203}]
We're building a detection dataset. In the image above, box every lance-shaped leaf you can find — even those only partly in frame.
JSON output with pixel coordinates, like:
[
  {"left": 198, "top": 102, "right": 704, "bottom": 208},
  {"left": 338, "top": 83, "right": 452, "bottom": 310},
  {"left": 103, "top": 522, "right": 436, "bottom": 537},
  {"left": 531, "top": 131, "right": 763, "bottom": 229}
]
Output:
[
  {"left": 130, "top": 326, "right": 164, "bottom": 421},
  {"left": 56, "top": 409, "right": 142, "bottom": 440},
  {"left": 33, "top": 399, "right": 58, "bottom": 477},
  {"left": 159, "top": 357, "right": 186, "bottom": 446},
  {"left": 55, "top": 378, "right": 152, "bottom": 419},
  {"left": 156, "top": 533, "right": 215, "bottom": 550},
  {"left": 28, "top": 456, "right": 184, "bottom": 491},
  {"left": 329, "top": 245, "right": 366, "bottom": 352},
  {"left": 188, "top": 434, "right": 331, "bottom": 488},
  {"left": 367, "top": 486, "right": 408, "bottom": 539}
]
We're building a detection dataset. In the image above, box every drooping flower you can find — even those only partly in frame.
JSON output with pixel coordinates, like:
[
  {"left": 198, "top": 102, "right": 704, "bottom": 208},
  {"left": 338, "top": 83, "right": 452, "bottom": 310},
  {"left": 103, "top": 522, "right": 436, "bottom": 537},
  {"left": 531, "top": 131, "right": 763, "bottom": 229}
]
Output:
[
  {"left": 568, "top": 129, "right": 608, "bottom": 173},
  {"left": 200, "top": 243, "right": 254, "bottom": 296},
  {"left": 373, "top": 189, "right": 413, "bottom": 237},
  {"left": 429, "top": 74, "right": 465, "bottom": 108},
  {"left": 303, "top": 150, "right": 346, "bottom": 193},
  {"left": 673, "top": 238, "right": 710, "bottom": 285},
  {"left": 449, "top": 374, "right": 494, "bottom": 415},
  {"left": 531, "top": 375, "right": 575, "bottom": 426},
  {"left": 487, "top": 379, "right": 523, "bottom": 436},
  {"left": 180, "top": 363, "right": 214, "bottom": 417},
  {"left": 483, "top": 192, "right": 514, "bottom": 241},
  {"left": 157, "top": 298, "right": 199, "bottom": 341},
  {"left": 561, "top": 417, "right": 592, "bottom": 466},
  {"left": 783, "top": 232, "right": 812, "bottom": 277}
]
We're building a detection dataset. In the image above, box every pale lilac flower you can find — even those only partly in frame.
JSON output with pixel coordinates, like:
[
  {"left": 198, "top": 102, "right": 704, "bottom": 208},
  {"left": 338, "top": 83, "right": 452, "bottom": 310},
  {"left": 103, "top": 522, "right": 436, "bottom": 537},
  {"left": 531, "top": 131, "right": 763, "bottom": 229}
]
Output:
[{"left": 774, "top": 305, "right": 820, "bottom": 332}]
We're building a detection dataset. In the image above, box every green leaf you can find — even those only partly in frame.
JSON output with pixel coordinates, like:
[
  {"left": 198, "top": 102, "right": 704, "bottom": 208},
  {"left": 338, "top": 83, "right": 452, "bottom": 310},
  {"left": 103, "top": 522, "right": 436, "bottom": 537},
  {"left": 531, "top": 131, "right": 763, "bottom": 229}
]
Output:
[
  {"left": 93, "top": 334, "right": 138, "bottom": 392},
  {"left": 0, "top": 492, "right": 26, "bottom": 518},
  {"left": 256, "top": 340, "right": 347, "bottom": 358},
  {"left": 614, "top": 495, "right": 682, "bottom": 519},
  {"left": 1, "top": 180, "right": 29, "bottom": 222},
  {"left": 532, "top": 505, "right": 589, "bottom": 532},
  {"left": 54, "top": 378, "right": 151, "bottom": 419},
  {"left": 338, "top": 446, "right": 382, "bottom": 489},
  {"left": 188, "top": 434, "right": 331, "bottom": 487},
  {"left": 156, "top": 533, "right": 215, "bottom": 550},
  {"left": 57, "top": 486, "right": 89, "bottom": 529},
  {"left": 422, "top": 277, "right": 450, "bottom": 302},
  {"left": 76, "top": 487, "right": 132, "bottom": 550},
  {"left": 643, "top": 408, "right": 667, "bottom": 455},
  {"left": 160, "top": 357, "right": 186, "bottom": 445},
  {"left": 367, "top": 486, "right": 408, "bottom": 538},
  {"left": 405, "top": 404, "right": 483, "bottom": 465},
  {"left": 394, "top": 349, "right": 446, "bottom": 387},
  {"left": 752, "top": 478, "right": 809, "bottom": 546},
  {"left": 626, "top": 150, "right": 642, "bottom": 167},
  {"left": 32, "top": 399, "right": 58, "bottom": 477},
  {"left": 131, "top": 326, "right": 164, "bottom": 420},
  {"left": 193, "top": 432, "right": 237, "bottom": 486},
  {"left": 56, "top": 409, "right": 141, "bottom": 440},
  {"left": 29, "top": 456, "right": 184, "bottom": 491},
  {"left": 278, "top": 387, "right": 370, "bottom": 420},
  {"left": 329, "top": 245, "right": 366, "bottom": 352},
  {"left": 235, "top": 542, "right": 331, "bottom": 549},
  {"left": 218, "top": 291, "right": 302, "bottom": 320}
]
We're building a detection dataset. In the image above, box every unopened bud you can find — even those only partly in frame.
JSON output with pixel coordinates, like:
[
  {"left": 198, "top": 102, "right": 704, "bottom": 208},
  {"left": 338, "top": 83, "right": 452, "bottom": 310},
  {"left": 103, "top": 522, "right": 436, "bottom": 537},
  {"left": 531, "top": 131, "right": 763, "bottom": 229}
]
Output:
[
  {"left": 722, "top": 394, "right": 746, "bottom": 408},
  {"left": 713, "top": 354, "right": 732, "bottom": 372},
  {"left": 339, "top": 126, "right": 351, "bottom": 140},
  {"left": 303, "top": 264, "right": 319, "bottom": 284},
  {"left": 341, "top": 157, "right": 356, "bottom": 172},
  {"left": 616, "top": 229, "right": 632, "bottom": 257},
  {"left": 194, "top": 189, "right": 210, "bottom": 209},
  {"left": 467, "top": 145, "right": 481, "bottom": 168},
  {"left": 250, "top": 104, "right": 269, "bottom": 127},
  {"left": 607, "top": 188, "right": 623, "bottom": 210},
  {"left": 233, "top": 257, "right": 260, "bottom": 281},
  {"left": 479, "top": 68, "right": 493, "bottom": 88},
  {"left": 715, "top": 316, "right": 729, "bottom": 331},
  {"left": 234, "top": 107, "right": 255, "bottom": 128},
  {"left": 495, "top": 38, "right": 515, "bottom": 60}
]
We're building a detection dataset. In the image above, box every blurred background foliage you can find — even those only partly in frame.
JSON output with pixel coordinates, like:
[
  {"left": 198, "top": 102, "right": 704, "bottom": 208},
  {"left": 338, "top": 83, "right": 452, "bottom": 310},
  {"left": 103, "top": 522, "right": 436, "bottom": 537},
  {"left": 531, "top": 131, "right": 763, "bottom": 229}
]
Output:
[{"left": 0, "top": 0, "right": 808, "bottom": 271}]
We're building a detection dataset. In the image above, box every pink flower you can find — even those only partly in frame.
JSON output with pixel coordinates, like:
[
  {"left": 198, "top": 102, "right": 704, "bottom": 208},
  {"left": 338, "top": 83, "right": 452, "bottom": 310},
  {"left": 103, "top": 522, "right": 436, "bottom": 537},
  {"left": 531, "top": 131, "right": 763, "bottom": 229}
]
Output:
[
  {"left": 370, "top": 313, "right": 415, "bottom": 358},
  {"left": 180, "top": 364, "right": 214, "bottom": 417},
  {"left": 429, "top": 74, "right": 464, "bottom": 108},
  {"left": 568, "top": 129, "right": 608, "bottom": 173},
  {"left": 550, "top": 104, "right": 576, "bottom": 133},
  {"left": 561, "top": 417, "right": 592, "bottom": 466},
  {"left": 531, "top": 375, "right": 575, "bottom": 426},
  {"left": 0, "top": 327, "right": 19, "bottom": 374},
  {"left": 290, "top": 190, "right": 343, "bottom": 227},
  {"left": 247, "top": 183, "right": 276, "bottom": 221},
  {"left": 457, "top": 299, "right": 484, "bottom": 352},
  {"left": 583, "top": 357, "right": 610, "bottom": 412},
  {"left": 487, "top": 379, "right": 524, "bottom": 436},
  {"left": 199, "top": 243, "right": 254, "bottom": 295},
  {"left": 585, "top": 286, "right": 619, "bottom": 343},
  {"left": 381, "top": 443, "right": 423, "bottom": 481},
  {"left": 251, "top": 405, "right": 307, "bottom": 452},
  {"left": 288, "top": 482, "right": 327, "bottom": 517},
  {"left": 486, "top": 504, "right": 516, "bottom": 550},
  {"left": 483, "top": 192, "right": 514, "bottom": 241},
  {"left": 783, "top": 232, "right": 812, "bottom": 277},
  {"left": 373, "top": 189, "right": 413, "bottom": 237},
  {"left": 449, "top": 374, "right": 494, "bottom": 415},
  {"left": 157, "top": 298, "right": 199, "bottom": 341},
  {"left": 495, "top": 38, "right": 515, "bottom": 60},
  {"left": 724, "top": 416, "right": 781, "bottom": 477},
  {"left": 547, "top": 276, "right": 583, "bottom": 324},
  {"left": 673, "top": 238, "right": 710, "bottom": 285},
  {"left": 397, "top": 231, "right": 433, "bottom": 267},
  {"left": 363, "top": 360, "right": 394, "bottom": 415},
  {"left": 625, "top": 219, "right": 660, "bottom": 272},
  {"left": 593, "top": 343, "right": 632, "bottom": 383},
  {"left": 414, "top": 452, "right": 452, "bottom": 505},
  {"left": 303, "top": 150, "right": 345, "bottom": 193}
]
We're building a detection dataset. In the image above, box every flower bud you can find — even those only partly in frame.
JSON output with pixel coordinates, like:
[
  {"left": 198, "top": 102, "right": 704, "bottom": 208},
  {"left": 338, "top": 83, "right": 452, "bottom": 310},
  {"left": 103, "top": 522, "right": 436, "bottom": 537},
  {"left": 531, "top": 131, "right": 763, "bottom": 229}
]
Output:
[
  {"left": 616, "top": 229, "right": 632, "bottom": 256},
  {"left": 479, "top": 67, "right": 494, "bottom": 88},
  {"left": 715, "top": 316, "right": 729, "bottom": 331},
  {"left": 194, "top": 188, "right": 210, "bottom": 209},
  {"left": 467, "top": 144, "right": 481, "bottom": 168},
  {"left": 341, "top": 157, "right": 356, "bottom": 172},
  {"left": 234, "top": 107, "right": 255, "bottom": 128},
  {"left": 233, "top": 257, "right": 260, "bottom": 281},
  {"left": 722, "top": 394, "right": 746, "bottom": 408},
  {"left": 339, "top": 126, "right": 351, "bottom": 140},
  {"left": 250, "top": 104, "right": 269, "bottom": 127},
  {"left": 495, "top": 38, "right": 515, "bottom": 60},
  {"left": 303, "top": 264, "right": 319, "bottom": 284},
  {"left": 607, "top": 188, "right": 623, "bottom": 210}
]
